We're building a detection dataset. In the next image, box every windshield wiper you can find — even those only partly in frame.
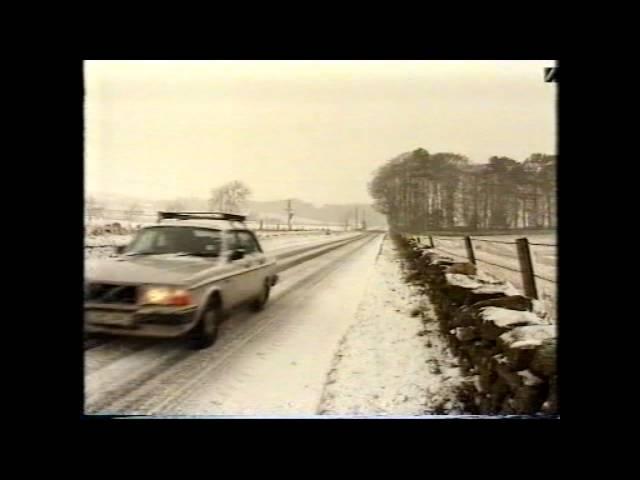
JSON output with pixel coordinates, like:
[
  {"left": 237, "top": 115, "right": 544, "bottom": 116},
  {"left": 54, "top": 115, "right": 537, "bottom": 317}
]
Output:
[
  {"left": 125, "top": 251, "right": 218, "bottom": 258},
  {"left": 173, "top": 252, "right": 219, "bottom": 258}
]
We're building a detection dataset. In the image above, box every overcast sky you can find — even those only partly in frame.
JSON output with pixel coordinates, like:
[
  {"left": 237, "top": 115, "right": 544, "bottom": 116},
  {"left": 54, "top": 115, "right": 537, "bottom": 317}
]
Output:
[{"left": 85, "top": 60, "right": 556, "bottom": 205}]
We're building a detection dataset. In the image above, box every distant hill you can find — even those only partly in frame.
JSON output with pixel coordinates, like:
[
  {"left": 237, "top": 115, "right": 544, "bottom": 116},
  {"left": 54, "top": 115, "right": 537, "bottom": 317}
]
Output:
[{"left": 88, "top": 192, "right": 388, "bottom": 228}]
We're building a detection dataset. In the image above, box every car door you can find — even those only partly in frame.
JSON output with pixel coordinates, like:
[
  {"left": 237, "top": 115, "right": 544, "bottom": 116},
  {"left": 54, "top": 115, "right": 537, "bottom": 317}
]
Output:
[
  {"left": 246, "top": 230, "right": 272, "bottom": 291},
  {"left": 235, "top": 230, "right": 265, "bottom": 302},
  {"left": 243, "top": 229, "right": 269, "bottom": 274},
  {"left": 219, "top": 230, "right": 249, "bottom": 309}
]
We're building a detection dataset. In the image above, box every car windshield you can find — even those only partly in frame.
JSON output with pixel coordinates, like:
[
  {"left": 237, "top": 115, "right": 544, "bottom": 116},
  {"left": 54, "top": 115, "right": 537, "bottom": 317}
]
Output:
[{"left": 124, "top": 227, "right": 222, "bottom": 257}]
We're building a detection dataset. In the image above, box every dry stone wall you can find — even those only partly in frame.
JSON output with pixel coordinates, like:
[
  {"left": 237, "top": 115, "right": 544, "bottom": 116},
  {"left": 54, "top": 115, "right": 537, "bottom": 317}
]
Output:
[{"left": 394, "top": 233, "right": 558, "bottom": 415}]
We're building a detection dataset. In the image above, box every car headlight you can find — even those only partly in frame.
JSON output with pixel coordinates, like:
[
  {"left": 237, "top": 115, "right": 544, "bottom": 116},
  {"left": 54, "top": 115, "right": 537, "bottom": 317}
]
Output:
[{"left": 141, "top": 286, "right": 193, "bottom": 306}]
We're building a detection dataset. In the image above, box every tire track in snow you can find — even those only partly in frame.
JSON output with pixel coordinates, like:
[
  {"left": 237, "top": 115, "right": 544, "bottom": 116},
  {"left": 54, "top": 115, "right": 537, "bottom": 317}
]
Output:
[
  {"left": 85, "top": 341, "right": 191, "bottom": 413},
  {"left": 84, "top": 338, "right": 167, "bottom": 376}
]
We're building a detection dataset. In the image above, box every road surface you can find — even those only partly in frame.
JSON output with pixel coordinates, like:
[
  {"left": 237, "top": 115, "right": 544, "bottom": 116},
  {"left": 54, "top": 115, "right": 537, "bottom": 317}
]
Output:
[{"left": 85, "top": 233, "right": 385, "bottom": 416}]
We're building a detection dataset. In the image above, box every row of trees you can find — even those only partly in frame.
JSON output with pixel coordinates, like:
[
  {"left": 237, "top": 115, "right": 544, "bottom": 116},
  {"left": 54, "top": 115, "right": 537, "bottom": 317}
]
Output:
[{"left": 368, "top": 148, "right": 556, "bottom": 232}]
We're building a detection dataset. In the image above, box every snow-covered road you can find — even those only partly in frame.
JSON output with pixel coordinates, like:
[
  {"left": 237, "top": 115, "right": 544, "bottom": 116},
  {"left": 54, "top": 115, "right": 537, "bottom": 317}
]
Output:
[
  {"left": 85, "top": 232, "right": 468, "bottom": 416},
  {"left": 85, "top": 234, "right": 380, "bottom": 415}
]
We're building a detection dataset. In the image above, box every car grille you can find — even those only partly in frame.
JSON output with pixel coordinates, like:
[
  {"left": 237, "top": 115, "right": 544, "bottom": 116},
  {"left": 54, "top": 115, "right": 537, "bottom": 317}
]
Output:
[{"left": 85, "top": 283, "right": 138, "bottom": 305}]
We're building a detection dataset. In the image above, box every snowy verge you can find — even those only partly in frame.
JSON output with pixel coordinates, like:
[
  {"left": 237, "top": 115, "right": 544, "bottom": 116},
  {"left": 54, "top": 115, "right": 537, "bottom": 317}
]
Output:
[{"left": 318, "top": 235, "right": 472, "bottom": 416}]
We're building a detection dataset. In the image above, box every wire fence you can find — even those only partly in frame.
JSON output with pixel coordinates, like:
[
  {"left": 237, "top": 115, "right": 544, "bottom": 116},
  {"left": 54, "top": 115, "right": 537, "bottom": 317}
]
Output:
[
  {"left": 429, "top": 246, "right": 469, "bottom": 261},
  {"left": 467, "top": 236, "right": 556, "bottom": 280},
  {"left": 417, "top": 233, "right": 557, "bottom": 320},
  {"left": 469, "top": 238, "right": 517, "bottom": 245},
  {"left": 471, "top": 237, "right": 557, "bottom": 248},
  {"left": 433, "top": 235, "right": 557, "bottom": 281},
  {"left": 474, "top": 257, "right": 523, "bottom": 275},
  {"left": 534, "top": 273, "right": 556, "bottom": 282}
]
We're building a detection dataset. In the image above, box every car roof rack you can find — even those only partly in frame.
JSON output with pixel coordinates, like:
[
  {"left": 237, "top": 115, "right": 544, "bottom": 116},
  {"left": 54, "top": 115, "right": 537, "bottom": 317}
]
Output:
[{"left": 157, "top": 211, "right": 247, "bottom": 223}]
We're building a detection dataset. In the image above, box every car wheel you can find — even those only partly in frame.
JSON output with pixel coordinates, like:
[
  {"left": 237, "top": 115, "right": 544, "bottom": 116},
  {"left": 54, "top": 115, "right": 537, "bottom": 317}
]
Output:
[
  {"left": 189, "top": 301, "right": 221, "bottom": 350},
  {"left": 250, "top": 282, "right": 271, "bottom": 312}
]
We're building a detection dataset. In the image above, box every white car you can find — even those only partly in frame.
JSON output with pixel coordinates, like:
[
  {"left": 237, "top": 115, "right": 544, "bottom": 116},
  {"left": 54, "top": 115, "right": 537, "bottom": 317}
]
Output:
[{"left": 85, "top": 212, "right": 278, "bottom": 349}]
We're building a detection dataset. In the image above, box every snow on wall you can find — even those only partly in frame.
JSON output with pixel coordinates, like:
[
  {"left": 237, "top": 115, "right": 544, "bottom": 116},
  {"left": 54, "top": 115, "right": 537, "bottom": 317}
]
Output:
[{"left": 394, "top": 234, "right": 558, "bottom": 416}]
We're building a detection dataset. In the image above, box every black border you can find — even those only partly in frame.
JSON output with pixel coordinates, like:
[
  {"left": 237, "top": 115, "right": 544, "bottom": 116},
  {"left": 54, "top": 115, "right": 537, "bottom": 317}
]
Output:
[{"left": 48, "top": 56, "right": 565, "bottom": 434}]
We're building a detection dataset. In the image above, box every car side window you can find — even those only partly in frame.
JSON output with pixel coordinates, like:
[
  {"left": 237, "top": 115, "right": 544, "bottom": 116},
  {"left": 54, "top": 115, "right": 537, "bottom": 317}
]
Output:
[
  {"left": 193, "top": 229, "right": 222, "bottom": 255},
  {"left": 236, "top": 231, "right": 260, "bottom": 254},
  {"left": 225, "top": 231, "right": 240, "bottom": 252},
  {"left": 130, "top": 229, "right": 157, "bottom": 251}
]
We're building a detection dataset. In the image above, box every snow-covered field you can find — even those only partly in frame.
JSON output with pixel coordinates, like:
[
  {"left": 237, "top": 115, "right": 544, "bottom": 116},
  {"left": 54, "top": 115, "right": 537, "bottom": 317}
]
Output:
[{"left": 420, "top": 233, "right": 557, "bottom": 321}]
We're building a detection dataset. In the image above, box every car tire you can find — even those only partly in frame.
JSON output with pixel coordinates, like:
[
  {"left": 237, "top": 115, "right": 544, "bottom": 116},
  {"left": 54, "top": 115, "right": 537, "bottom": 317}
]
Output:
[
  {"left": 250, "top": 282, "right": 271, "bottom": 312},
  {"left": 189, "top": 300, "right": 221, "bottom": 350}
]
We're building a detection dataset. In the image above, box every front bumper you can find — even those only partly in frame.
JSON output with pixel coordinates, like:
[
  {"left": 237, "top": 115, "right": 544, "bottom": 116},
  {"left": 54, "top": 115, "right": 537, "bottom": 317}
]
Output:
[{"left": 84, "top": 304, "right": 199, "bottom": 338}]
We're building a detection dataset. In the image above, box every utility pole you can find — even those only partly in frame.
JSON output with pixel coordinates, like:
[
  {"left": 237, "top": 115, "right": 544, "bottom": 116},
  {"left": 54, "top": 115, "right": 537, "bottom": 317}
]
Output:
[
  {"left": 354, "top": 207, "right": 358, "bottom": 231},
  {"left": 286, "top": 199, "right": 294, "bottom": 231}
]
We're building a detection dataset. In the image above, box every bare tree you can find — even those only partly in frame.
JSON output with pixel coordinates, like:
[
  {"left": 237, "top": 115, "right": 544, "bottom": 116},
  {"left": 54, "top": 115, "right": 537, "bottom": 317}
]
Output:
[{"left": 209, "top": 181, "right": 251, "bottom": 213}]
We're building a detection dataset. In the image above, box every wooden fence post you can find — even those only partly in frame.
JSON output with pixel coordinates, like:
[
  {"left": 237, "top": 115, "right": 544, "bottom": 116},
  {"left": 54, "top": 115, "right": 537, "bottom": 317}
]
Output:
[
  {"left": 429, "top": 235, "right": 435, "bottom": 248},
  {"left": 516, "top": 237, "right": 538, "bottom": 299},
  {"left": 464, "top": 236, "right": 476, "bottom": 264}
]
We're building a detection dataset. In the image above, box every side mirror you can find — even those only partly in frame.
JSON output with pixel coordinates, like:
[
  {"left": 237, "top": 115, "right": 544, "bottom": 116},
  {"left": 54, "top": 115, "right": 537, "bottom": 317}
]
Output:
[
  {"left": 115, "top": 245, "right": 126, "bottom": 254},
  {"left": 229, "top": 249, "right": 245, "bottom": 261}
]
